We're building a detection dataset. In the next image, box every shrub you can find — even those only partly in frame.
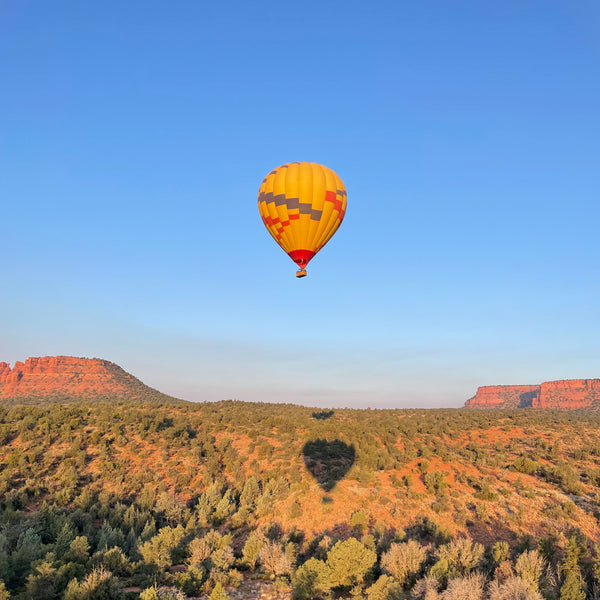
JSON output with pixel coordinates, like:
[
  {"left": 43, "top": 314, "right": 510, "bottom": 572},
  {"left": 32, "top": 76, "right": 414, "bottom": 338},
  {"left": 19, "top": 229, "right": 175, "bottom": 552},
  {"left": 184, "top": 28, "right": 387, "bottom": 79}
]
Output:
[
  {"left": 513, "top": 457, "right": 539, "bottom": 475},
  {"left": 293, "top": 558, "right": 332, "bottom": 600},
  {"left": 154, "top": 492, "right": 187, "bottom": 525},
  {"left": 289, "top": 500, "right": 302, "bottom": 518},
  {"left": 102, "top": 546, "right": 131, "bottom": 576},
  {"left": 176, "top": 569, "right": 204, "bottom": 596},
  {"left": 432, "top": 498, "right": 451, "bottom": 513},
  {"left": 258, "top": 541, "right": 293, "bottom": 578},
  {"left": 366, "top": 574, "right": 403, "bottom": 600},
  {"left": 514, "top": 550, "right": 544, "bottom": 590},
  {"left": 188, "top": 530, "right": 231, "bottom": 568},
  {"left": 211, "top": 546, "right": 235, "bottom": 572},
  {"left": 537, "top": 537, "right": 558, "bottom": 566},
  {"left": 139, "top": 587, "right": 158, "bottom": 600},
  {"left": 242, "top": 530, "right": 267, "bottom": 570},
  {"left": 64, "top": 567, "right": 121, "bottom": 600},
  {"left": 411, "top": 576, "right": 440, "bottom": 599},
  {"left": 209, "top": 582, "right": 229, "bottom": 600},
  {"left": 25, "top": 559, "right": 58, "bottom": 600},
  {"left": 475, "top": 502, "right": 490, "bottom": 522},
  {"left": 213, "top": 489, "right": 236, "bottom": 523},
  {"left": 542, "top": 463, "right": 585, "bottom": 496},
  {"left": 187, "top": 536, "right": 212, "bottom": 567},
  {"left": 559, "top": 571, "right": 585, "bottom": 600},
  {"left": 488, "top": 577, "right": 544, "bottom": 600},
  {"left": 559, "top": 536, "right": 586, "bottom": 600},
  {"left": 437, "top": 538, "right": 484, "bottom": 577},
  {"left": 381, "top": 540, "right": 427, "bottom": 586},
  {"left": 350, "top": 510, "right": 369, "bottom": 529},
  {"left": 424, "top": 471, "right": 448, "bottom": 495},
  {"left": 494, "top": 561, "right": 515, "bottom": 584},
  {"left": 473, "top": 483, "right": 498, "bottom": 501},
  {"left": 562, "top": 500, "right": 576, "bottom": 517},
  {"left": 440, "top": 573, "right": 485, "bottom": 600},
  {"left": 326, "top": 538, "right": 377, "bottom": 589},
  {"left": 138, "top": 525, "right": 185, "bottom": 570},
  {"left": 140, "top": 587, "right": 187, "bottom": 600},
  {"left": 429, "top": 558, "right": 450, "bottom": 582},
  {"left": 65, "top": 536, "right": 90, "bottom": 564},
  {"left": 492, "top": 542, "right": 510, "bottom": 565},
  {"left": 406, "top": 518, "right": 451, "bottom": 545}
]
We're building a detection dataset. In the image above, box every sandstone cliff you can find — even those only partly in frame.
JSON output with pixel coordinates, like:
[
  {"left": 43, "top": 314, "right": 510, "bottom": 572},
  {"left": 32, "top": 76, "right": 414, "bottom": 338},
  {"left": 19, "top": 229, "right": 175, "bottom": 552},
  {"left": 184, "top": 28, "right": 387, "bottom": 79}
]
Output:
[
  {"left": 466, "top": 379, "right": 600, "bottom": 410},
  {"left": 533, "top": 379, "right": 600, "bottom": 409},
  {"left": 0, "top": 356, "right": 181, "bottom": 403},
  {"left": 464, "top": 385, "right": 540, "bottom": 409}
]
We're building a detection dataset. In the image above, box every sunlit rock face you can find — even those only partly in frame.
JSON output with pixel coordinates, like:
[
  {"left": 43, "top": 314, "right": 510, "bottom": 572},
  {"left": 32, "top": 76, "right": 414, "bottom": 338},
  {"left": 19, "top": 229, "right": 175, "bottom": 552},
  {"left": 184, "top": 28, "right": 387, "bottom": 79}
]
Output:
[
  {"left": 0, "top": 356, "right": 139, "bottom": 399},
  {"left": 533, "top": 379, "right": 600, "bottom": 409},
  {"left": 465, "top": 385, "right": 540, "bottom": 409},
  {"left": 465, "top": 379, "right": 600, "bottom": 410}
]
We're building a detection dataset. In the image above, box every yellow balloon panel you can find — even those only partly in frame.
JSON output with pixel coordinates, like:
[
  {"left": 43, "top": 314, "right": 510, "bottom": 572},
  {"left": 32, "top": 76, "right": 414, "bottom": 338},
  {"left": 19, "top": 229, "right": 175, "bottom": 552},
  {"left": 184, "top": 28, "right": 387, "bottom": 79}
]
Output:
[{"left": 258, "top": 162, "right": 347, "bottom": 272}]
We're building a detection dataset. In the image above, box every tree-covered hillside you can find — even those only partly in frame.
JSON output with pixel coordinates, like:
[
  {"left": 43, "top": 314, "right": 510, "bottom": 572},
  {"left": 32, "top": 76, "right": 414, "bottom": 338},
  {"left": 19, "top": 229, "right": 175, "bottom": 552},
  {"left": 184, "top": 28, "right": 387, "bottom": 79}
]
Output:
[{"left": 2, "top": 400, "right": 600, "bottom": 599}]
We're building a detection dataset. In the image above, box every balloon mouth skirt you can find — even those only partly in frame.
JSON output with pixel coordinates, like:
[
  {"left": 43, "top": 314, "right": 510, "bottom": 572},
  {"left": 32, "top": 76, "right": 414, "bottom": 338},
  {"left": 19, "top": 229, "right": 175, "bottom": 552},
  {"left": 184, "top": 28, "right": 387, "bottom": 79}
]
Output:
[{"left": 296, "top": 269, "right": 307, "bottom": 278}]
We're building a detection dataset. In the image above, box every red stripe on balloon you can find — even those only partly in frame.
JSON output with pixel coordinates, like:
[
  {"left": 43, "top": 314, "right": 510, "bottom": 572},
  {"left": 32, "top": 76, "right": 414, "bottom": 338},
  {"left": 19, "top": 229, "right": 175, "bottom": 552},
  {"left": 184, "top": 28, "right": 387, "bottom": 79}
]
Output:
[{"left": 325, "top": 190, "right": 343, "bottom": 213}]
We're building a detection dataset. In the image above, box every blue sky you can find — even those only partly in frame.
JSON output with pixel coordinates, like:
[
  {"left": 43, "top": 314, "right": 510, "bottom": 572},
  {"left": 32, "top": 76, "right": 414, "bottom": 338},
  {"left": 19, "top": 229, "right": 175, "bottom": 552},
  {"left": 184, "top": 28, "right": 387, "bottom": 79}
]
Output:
[{"left": 1, "top": 1, "right": 599, "bottom": 408}]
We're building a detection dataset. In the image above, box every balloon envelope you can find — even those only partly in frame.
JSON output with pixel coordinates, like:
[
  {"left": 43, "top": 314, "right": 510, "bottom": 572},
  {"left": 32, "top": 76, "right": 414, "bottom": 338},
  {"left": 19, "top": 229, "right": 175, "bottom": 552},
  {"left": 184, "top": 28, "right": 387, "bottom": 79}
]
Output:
[{"left": 258, "top": 162, "right": 347, "bottom": 276}]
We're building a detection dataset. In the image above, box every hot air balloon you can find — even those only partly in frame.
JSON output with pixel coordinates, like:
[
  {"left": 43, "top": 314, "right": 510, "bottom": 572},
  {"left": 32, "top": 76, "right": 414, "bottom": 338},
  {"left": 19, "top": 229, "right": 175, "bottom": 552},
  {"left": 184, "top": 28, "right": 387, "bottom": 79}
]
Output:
[{"left": 258, "top": 162, "right": 347, "bottom": 277}]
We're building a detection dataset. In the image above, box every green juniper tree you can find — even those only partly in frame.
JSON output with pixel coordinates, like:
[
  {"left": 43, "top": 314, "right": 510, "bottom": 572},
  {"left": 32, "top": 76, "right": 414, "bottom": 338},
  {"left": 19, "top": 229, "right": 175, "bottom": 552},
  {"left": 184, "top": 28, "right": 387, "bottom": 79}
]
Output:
[{"left": 560, "top": 536, "right": 585, "bottom": 600}]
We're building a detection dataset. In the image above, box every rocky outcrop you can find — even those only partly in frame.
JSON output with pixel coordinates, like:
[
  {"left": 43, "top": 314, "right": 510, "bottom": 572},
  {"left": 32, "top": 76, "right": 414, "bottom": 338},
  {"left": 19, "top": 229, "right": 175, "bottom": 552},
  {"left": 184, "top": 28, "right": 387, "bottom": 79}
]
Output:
[
  {"left": 466, "top": 379, "right": 600, "bottom": 410},
  {"left": 533, "top": 379, "right": 600, "bottom": 409},
  {"left": 0, "top": 356, "right": 179, "bottom": 403},
  {"left": 465, "top": 385, "right": 540, "bottom": 409}
]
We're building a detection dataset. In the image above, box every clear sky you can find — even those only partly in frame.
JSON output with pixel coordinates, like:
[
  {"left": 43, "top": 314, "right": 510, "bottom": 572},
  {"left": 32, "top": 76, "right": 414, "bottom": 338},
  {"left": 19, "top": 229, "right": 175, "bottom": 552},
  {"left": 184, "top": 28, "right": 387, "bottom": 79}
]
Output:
[{"left": 1, "top": 1, "right": 599, "bottom": 408}]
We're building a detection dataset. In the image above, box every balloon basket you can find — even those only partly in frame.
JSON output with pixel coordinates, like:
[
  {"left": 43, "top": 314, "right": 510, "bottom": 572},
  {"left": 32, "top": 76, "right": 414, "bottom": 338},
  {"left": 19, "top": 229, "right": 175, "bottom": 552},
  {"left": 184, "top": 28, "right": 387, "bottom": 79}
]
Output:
[{"left": 296, "top": 269, "right": 307, "bottom": 278}]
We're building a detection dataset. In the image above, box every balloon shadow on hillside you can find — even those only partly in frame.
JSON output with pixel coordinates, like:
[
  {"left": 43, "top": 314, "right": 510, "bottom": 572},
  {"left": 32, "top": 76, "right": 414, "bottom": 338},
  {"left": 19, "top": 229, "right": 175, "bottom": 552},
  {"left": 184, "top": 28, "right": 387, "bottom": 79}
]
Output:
[
  {"left": 302, "top": 439, "right": 355, "bottom": 492},
  {"left": 312, "top": 410, "right": 335, "bottom": 420}
]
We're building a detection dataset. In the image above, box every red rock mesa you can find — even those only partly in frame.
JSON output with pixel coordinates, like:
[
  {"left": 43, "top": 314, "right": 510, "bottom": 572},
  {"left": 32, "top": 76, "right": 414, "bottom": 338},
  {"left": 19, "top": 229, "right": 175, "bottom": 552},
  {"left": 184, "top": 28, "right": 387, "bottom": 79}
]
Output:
[
  {"left": 0, "top": 356, "right": 167, "bottom": 401},
  {"left": 465, "top": 379, "right": 600, "bottom": 409}
]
